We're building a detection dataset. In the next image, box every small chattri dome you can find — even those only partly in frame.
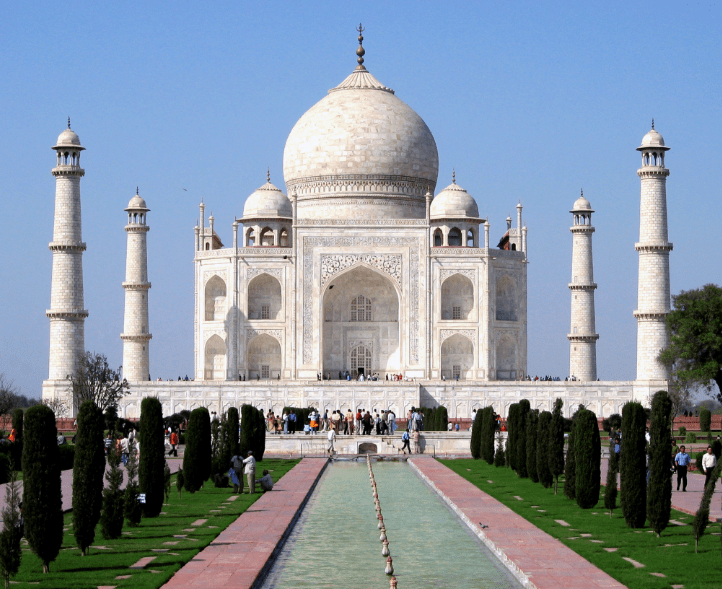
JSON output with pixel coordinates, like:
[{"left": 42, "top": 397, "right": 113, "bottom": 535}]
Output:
[
  {"left": 126, "top": 195, "right": 148, "bottom": 212},
  {"left": 242, "top": 179, "right": 292, "bottom": 219},
  {"left": 637, "top": 127, "right": 669, "bottom": 152},
  {"left": 430, "top": 180, "right": 479, "bottom": 219},
  {"left": 54, "top": 128, "right": 83, "bottom": 149},
  {"left": 571, "top": 193, "right": 593, "bottom": 213}
]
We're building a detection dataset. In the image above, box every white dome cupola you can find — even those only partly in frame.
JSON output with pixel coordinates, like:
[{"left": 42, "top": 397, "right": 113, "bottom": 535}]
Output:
[
  {"left": 240, "top": 170, "right": 293, "bottom": 247},
  {"left": 429, "top": 171, "right": 482, "bottom": 248}
]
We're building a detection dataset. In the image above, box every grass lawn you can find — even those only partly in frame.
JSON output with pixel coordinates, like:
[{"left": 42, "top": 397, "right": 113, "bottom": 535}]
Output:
[
  {"left": 441, "top": 458, "right": 722, "bottom": 589},
  {"left": 10, "top": 459, "right": 299, "bottom": 589}
]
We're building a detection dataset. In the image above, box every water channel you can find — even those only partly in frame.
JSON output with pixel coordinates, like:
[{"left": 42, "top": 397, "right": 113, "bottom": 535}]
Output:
[{"left": 261, "top": 461, "right": 522, "bottom": 588}]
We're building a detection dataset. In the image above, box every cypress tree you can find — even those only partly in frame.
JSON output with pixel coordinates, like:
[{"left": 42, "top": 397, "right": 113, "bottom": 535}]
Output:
[
  {"left": 183, "top": 407, "right": 211, "bottom": 493},
  {"left": 123, "top": 438, "right": 142, "bottom": 527},
  {"left": 210, "top": 416, "right": 222, "bottom": 477},
  {"left": 101, "top": 444, "right": 124, "bottom": 539},
  {"left": 138, "top": 397, "right": 166, "bottom": 517},
  {"left": 72, "top": 400, "right": 106, "bottom": 555},
  {"left": 526, "top": 410, "right": 539, "bottom": 482},
  {"left": 164, "top": 462, "right": 171, "bottom": 504},
  {"left": 692, "top": 462, "right": 722, "bottom": 552},
  {"left": 564, "top": 415, "right": 577, "bottom": 501},
  {"left": 574, "top": 408, "right": 601, "bottom": 509},
  {"left": 507, "top": 404, "right": 519, "bottom": 471},
  {"left": 699, "top": 407, "right": 711, "bottom": 432},
  {"left": 240, "top": 405, "right": 254, "bottom": 457},
  {"left": 470, "top": 409, "right": 483, "bottom": 459},
  {"left": 620, "top": 401, "right": 648, "bottom": 528},
  {"left": 224, "top": 407, "right": 240, "bottom": 465},
  {"left": 254, "top": 408, "right": 266, "bottom": 460},
  {"left": 537, "top": 411, "right": 553, "bottom": 488},
  {"left": 9, "top": 410, "right": 23, "bottom": 473},
  {"left": 481, "top": 407, "right": 495, "bottom": 464},
  {"left": 22, "top": 405, "right": 63, "bottom": 573},
  {"left": 604, "top": 439, "right": 619, "bottom": 517},
  {"left": 516, "top": 400, "right": 530, "bottom": 478},
  {"left": 437, "top": 406, "right": 448, "bottom": 432},
  {"left": 176, "top": 468, "right": 185, "bottom": 499},
  {"left": 549, "top": 399, "right": 565, "bottom": 494},
  {"left": 0, "top": 471, "right": 22, "bottom": 588},
  {"left": 647, "top": 390, "right": 673, "bottom": 537}
]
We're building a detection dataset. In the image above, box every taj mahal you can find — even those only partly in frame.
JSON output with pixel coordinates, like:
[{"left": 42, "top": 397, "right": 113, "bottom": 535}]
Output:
[{"left": 41, "top": 31, "right": 673, "bottom": 419}]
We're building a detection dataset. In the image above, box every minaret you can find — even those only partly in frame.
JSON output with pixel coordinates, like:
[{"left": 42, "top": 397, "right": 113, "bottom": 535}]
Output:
[
  {"left": 568, "top": 191, "right": 599, "bottom": 381},
  {"left": 121, "top": 189, "right": 152, "bottom": 381},
  {"left": 47, "top": 120, "right": 88, "bottom": 381},
  {"left": 635, "top": 121, "right": 672, "bottom": 381}
]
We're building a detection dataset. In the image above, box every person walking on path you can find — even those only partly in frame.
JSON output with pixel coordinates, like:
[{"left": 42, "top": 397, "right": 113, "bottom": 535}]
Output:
[
  {"left": 702, "top": 445, "right": 717, "bottom": 488},
  {"left": 168, "top": 430, "right": 179, "bottom": 457},
  {"left": 120, "top": 435, "right": 130, "bottom": 466},
  {"left": 230, "top": 453, "right": 245, "bottom": 494},
  {"left": 327, "top": 428, "right": 336, "bottom": 455},
  {"left": 242, "top": 451, "right": 256, "bottom": 494},
  {"left": 675, "top": 445, "right": 691, "bottom": 492},
  {"left": 400, "top": 431, "right": 411, "bottom": 454}
]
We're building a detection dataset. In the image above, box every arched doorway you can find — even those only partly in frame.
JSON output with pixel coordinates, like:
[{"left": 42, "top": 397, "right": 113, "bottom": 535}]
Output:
[
  {"left": 204, "top": 335, "right": 226, "bottom": 380},
  {"left": 322, "top": 265, "right": 400, "bottom": 379},
  {"left": 247, "top": 334, "right": 282, "bottom": 380},
  {"left": 440, "top": 334, "right": 474, "bottom": 380}
]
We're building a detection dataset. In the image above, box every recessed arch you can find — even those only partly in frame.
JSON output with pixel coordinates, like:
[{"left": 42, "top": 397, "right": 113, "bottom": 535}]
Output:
[
  {"left": 247, "top": 334, "right": 281, "bottom": 379},
  {"left": 495, "top": 335, "right": 517, "bottom": 380},
  {"left": 441, "top": 273, "right": 474, "bottom": 320},
  {"left": 204, "top": 334, "right": 226, "bottom": 380},
  {"left": 441, "top": 334, "right": 473, "bottom": 380},
  {"left": 433, "top": 228, "right": 443, "bottom": 247},
  {"left": 248, "top": 273, "right": 282, "bottom": 320},
  {"left": 448, "top": 227, "right": 462, "bottom": 247},
  {"left": 205, "top": 275, "right": 227, "bottom": 321},
  {"left": 260, "top": 227, "right": 274, "bottom": 246},
  {"left": 495, "top": 275, "right": 517, "bottom": 321}
]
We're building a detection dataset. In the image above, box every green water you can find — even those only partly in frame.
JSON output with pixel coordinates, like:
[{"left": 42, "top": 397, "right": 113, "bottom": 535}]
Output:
[{"left": 261, "top": 461, "right": 522, "bottom": 588}]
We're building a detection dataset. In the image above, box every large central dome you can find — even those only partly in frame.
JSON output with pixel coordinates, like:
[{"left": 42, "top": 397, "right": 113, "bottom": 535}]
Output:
[{"left": 283, "top": 64, "right": 439, "bottom": 221}]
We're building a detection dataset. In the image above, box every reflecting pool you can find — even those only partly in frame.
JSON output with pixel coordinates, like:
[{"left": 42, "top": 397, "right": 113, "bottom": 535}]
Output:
[{"left": 261, "top": 461, "right": 521, "bottom": 588}]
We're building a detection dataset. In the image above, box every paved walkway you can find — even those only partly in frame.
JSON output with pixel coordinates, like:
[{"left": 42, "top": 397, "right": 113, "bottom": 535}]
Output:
[
  {"left": 162, "top": 457, "right": 327, "bottom": 589},
  {"left": 409, "top": 456, "right": 625, "bottom": 589},
  {"left": 600, "top": 459, "right": 722, "bottom": 521}
]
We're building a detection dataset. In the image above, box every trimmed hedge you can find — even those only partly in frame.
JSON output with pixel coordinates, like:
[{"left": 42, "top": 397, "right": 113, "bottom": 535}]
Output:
[
  {"left": 470, "top": 410, "right": 483, "bottom": 459},
  {"left": 699, "top": 407, "right": 711, "bottom": 432},
  {"left": 183, "top": 407, "right": 211, "bottom": 493},
  {"left": 58, "top": 445, "right": 75, "bottom": 470},
  {"left": 507, "top": 403, "right": 519, "bottom": 471},
  {"left": 574, "top": 407, "right": 601, "bottom": 509},
  {"left": 647, "top": 390, "right": 672, "bottom": 537},
  {"left": 536, "top": 410, "right": 553, "bottom": 488},
  {"left": 138, "top": 397, "right": 166, "bottom": 518},
  {"left": 621, "top": 401, "right": 648, "bottom": 528},
  {"left": 516, "top": 400, "right": 530, "bottom": 478}
]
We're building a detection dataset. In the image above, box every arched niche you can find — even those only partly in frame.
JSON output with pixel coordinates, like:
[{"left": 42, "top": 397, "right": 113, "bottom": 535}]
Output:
[
  {"left": 247, "top": 334, "right": 281, "bottom": 379},
  {"left": 441, "top": 334, "right": 473, "bottom": 380},
  {"left": 205, "top": 276, "right": 227, "bottom": 321},
  {"left": 248, "top": 273, "right": 282, "bottom": 320},
  {"left": 495, "top": 275, "right": 517, "bottom": 321},
  {"left": 495, "top": 336, "right": 517, "bottom": 380},
  {"left": 441, "top": 274, "right": 474, "bottom": 320},
  {"left": 322, "top": 265, "right": 400, "bottom": 378},
  {"left": 204, "top": 334, "right": 226, "bottom": 380}
]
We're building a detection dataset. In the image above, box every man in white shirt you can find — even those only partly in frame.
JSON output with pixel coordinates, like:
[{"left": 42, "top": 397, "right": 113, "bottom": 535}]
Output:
[
  {"left": 327, "top": 429, "right": 336, "bottom": 455},
  {"left": 702, "top": 445, "right": 718, "bottom": 488},
  {"left": 242, "top": 451, "right": 256, "bottom": 494}
]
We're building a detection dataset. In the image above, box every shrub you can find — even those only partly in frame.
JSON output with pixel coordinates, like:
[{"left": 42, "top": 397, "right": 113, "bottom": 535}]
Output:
[
  {"left": 176, "top": 468, "right": 185, "bottom": 499},
  {"left": 692, "top": 462, "right": 722, "bottom": 552},
  {"left": 493, "top": 432, "right": 506, "bottom": 467},
  {"left": 647, "top": 391, "right": 672, "bottom": 537},
  {"left": 470, "top": 410, "right": 483, "bottom": 459},
  {"left": 72, "top": 400, "right": 106, "bottom": 555},
  {"left": 100, "top": 446, "right": 124, "bottom": 540},
  {"left": 604, "top": 439, "right": 619, "bottom": 517},
  {"left": 253, "top": 408, "right": 266, "bottom": 461},
  {"left": 574, "top": 408, "right": 601, "bottom": 509},
  {"left": 549, "top": 399, "right": 565, "bottom": 494},
  {"left": 218, "top": 408, "right": 239, "bottom": 475},
  {"left": 516, "top": 400, "right": 530, "bottom": 478},
  {"left": 0, "top": 472, "right": 22, "bottom": 587},
  {"left": 699, "top": 407, "right": 711, "bottom": 432},
  {"left": 183, "top": 407, "right": 211, "bottom": 493},
  {"left": 685, "top": 432, "right": 697, "bottom": 443},
  {"left": 678, "top": 426, "right": 687, "bottom": 436},
  {"left": 620, "top": 401, "right": 647, "bottom": 528},
  {"left": 10, "top": 409, "right": 23, "bottom": 473},
  {"left": 506, "top": 404, "right": 519, "bottom": 471},
  {"left": 0, "top": 456, "right": 10, "bottom": 485},
  {"left": 58, "top": 445, "right": 75, "bottom": 470},
  {"left": 481, "top": 407, "right": 495, "bottom": 464},
  {"left": 564, "top": 408, "right": 580, "bottom": 501},
  {"left": 22, "top": 405, "right": 63, "bottom": 573},
  {"left": 138, "top": 397, "right": 166, "bottom": 518},
  {"left": 526, "top": 410, "right": 539, "bottom": 483},
  {"left": 123, "top": 439, "right": 142, "bottom": 527},
  {"left": 536, "top": 411, "right": 553, "bottom": 488},
  {"left": 436, "top": 406, "right": 449, "bottom": 433},
  {"left": 240, "top": 405, "right": 255, "bottom": 458},
  {"left": 178, "top": 433, "right": 186, "bottom": 445},
  {"left": 695, "top": 452, "right": 705, "bottom": 472}
]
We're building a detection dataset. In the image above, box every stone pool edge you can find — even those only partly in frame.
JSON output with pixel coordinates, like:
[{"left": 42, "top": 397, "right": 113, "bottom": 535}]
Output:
[{"left": 408, "top": 457, "right": 534, "bottom": 589}]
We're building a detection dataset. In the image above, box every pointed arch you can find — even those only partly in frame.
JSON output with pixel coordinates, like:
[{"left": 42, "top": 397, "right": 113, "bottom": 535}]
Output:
[
  {"left": 204, "top": 334, "right": 226, "bottom": 380},
  {"left": 248, "top": 273, "right": 282, "bottom": 320},
  {"left": 205, "top": 275, "right": 227, "bottom": 321},
  {"left": 441, "top": 333, "right": 474, "bottom": 380},
  {"left": 247, "top": 334, "right": 281, "bottom": 379},
  {"left": 441, "top": 273, "right": 474, "bottom": 320}
]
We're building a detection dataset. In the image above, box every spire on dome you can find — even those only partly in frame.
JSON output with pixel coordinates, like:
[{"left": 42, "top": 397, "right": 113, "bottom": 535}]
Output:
[
  {"left": 136, "top": 186, "right": 139, "bottom": 195},
  {"left": 651, "top": 118, "right": 655, "bottom": 130},
  {"left": 452, "top": 168, "right": 456, "bottom": 184},
  {"left": 356, "top": 23, "right": 366, "bottom": 69},
  {"left": 267, "top": 167, "right": 271, "bottom": 183},
  {"left": 67, "top": 117, "right": 71, "bottom": 129}
]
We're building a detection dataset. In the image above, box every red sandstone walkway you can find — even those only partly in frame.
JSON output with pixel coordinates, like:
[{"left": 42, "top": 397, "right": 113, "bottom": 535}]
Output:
[
  {"left": 409, "top": 456, "right": 625, "bottom": 589},
  {"left": 162, "top": 457, "right": 327, "bottom": 589}
]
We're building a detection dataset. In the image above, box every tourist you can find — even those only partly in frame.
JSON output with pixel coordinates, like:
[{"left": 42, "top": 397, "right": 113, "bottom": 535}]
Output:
[
  {"left": 104, "top": 433, "right": 113, "bottom": 455},
  {"left": 447, "top": 422, "right": 453, "bottom": 431},
  {"left": 400, "top": 431, "right": 411, "bottom": 454},
  {"left": 674, "top": 445, "right": 691, "bottom": 492},
  {"left": 702, "top": 445, "right": 717, "bottom": 488},
  {"left": 356, "top": 408, "right": 362, "bottom": 434},
  {"left": 363, "top": 411, "right": 373, "bottom": 435},
  {"left": 327, "top": 428, "right": 336, "bottom": 455},
  {"left": 120, "top": 434, "right": 130, "bottom": 465},
  {"left": 282, "top": 411, "right": 288, "bottom": 434},
  {"left": 374, "top": 413, "right": 382, "bottom": 435},
  {"left": 259, "top": 469, "right": 274, "bottom": 491},
  {"left": 346, "top": 409, "right": 354, "bottom": 435},
  {"left": 413, "top": 429, "right": 421, "bottom": 454},
  {"left": 289, "top": 411, "right": 297, "bottom": 434},
  {"left": 243, "top": 451, "right": 256, "bottom": 494},
  {"left": 230, "top": 453, "right": 245, "bottom": 494},
  {"left": 168, "top": 430, "right": 179, "bottom": 457},
  {"left": 388, "top": 410, "right": 396, "bottom": 433}
]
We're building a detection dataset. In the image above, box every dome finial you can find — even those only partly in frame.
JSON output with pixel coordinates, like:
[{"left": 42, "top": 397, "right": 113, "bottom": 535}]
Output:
[
  {"left": 581, "top": 188, "right": 583, "bottom": 197},
  {"left": 651, "top": 118, "right": 655, "bottom": 130},
  {"left": 452, "top": 168, "right": 456, "bottom": 184},
  {"left": 356, "top": 23, "right": 366, "bottom": 67},
  {"left": 136, "top": 186, "right": 139, "bottom": 195},
  {"left": 67, "top": 116, "right": 71, "bottom": 129},
  {"left": 267, "top": 167, "right": 271, "bottom": 183}
]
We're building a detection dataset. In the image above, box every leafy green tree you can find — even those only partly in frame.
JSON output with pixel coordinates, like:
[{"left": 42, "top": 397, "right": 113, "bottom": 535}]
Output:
[
  {"left": 481, "top": 407, "right": 495, "bottom": 464},
  {"left": 574, "top": 408, "right": 601, "bottom": 509},
  {"left": 620, "top": 401, "right": 648, "bottom": 528},
  {"left": 648, "top": 391, "right": 673, "bottom": 537},
  {"left": 516, "top": 400, "right": 530, "bottom": 478},
  {"left": 692, "top": 462, "right": 722, "bottom": 552},
  {"left": 699, "top": 407, "right": 711, "bottom": 432},
  {"left": 470, "top": 409, "right": 483, "bottom": 459},
  {"left": 526, "top": 409, "right": 539, "bottom": 483},
  {"left": 138, "top": 397, "right": 165, "bottom": 517},
  {"left": 604, "top": 439, "right": 619, "bottom": 517},
  {"left": 101, "top": 444, "right": 124, "bottom": 539},
  {"left": 22, "top": 405, "right": 63, "bottom": 573},
  {"left": 0, "top": 472, "right": 22, "bottom": 588},
  {"left": 549, "top": 399, "right": 565, "bottom": 494},
  {"left": 536, "top": 411, "right": 553, "bottom": 488},
  {"left": 660, "top": 284, "right": 722, "bottom": 401},
  {"left": 564, "top": 415, "right": 577, "bottom": 501},
  {"left": 9, "top": 410, "right": 22, "bottom": 473},
  {"left": 72, "top": 400, "right": 106, "bottom": 555},
  {"left": 506, "top": 404, "right": 519, "bottom": 471},
  {"left": 123, "top": 438, "right": 142, "bottom": 527},
  {"left": 183, "top": 407, "right": 211, "bottom": 492}
]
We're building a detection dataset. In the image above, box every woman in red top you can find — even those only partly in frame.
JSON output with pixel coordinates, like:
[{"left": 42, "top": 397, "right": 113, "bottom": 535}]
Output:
[{"left": 169, "top": 430, "right": 179, "bottom": 457}]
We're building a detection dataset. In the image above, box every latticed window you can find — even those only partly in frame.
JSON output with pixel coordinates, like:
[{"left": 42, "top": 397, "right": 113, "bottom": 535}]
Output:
[
  {"left": 350, "top": 295, "right": 372, "bottom": 322},
  {"left": 351, "top": 345, "right": 372, "bottom": 373},
  {"left": 261, "top": 365, "right": 270, "bottom": 379},
  {"left": 452, "top": 306, "right": 461, "bottom": 320},
  {"left": 261, "top": 304, "right": 270, "bottom": 319},
  {"left": 452, "top": 365, "right": 461, "bottom": 379}
]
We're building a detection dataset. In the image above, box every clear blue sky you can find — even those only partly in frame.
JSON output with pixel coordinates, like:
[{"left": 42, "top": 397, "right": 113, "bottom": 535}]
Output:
[{"left": 1, "top": 1, "right": 720, "bottom": 397}]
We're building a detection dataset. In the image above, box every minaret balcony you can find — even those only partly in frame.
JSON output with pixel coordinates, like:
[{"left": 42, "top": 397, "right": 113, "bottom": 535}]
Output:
[
  {"left": 122, "top": 282, "right": 152, "bottom": 290},
  {"left": 637, "top": 167, "right": 670, "bottom": 178},
  {"left": 634, "top": 242, "right": 673, "bottom": 252},
  {"left": 46, "top": 308, "right": 89, "bottom": 319},
  {"left": 633, "top": 311, "right": 669, "bottom": 319},
  {"left": 120, "top": 333, "right": 153, "bottom": 342},
  {"left": 567, "top": 334, "right": 599, "bottom": 342},
  {"left": 568, "top": 282, "right": 597, "bottom": 290},
  {"left": 48, "top": 241, "right": 87, "bottom": 252},
  {"left": 51, "top": 165, "right": 85, "bottom": 177}
]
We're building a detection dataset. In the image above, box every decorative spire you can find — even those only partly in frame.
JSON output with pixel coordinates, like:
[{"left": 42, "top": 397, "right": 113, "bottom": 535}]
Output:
[
  {"left": 356, "top": 23, "right": 366, "bottom": 68},
  {"left": 267, "top": 167, "right": 271, "bottom": 183},
  {"left": 67, "top": 116, "right": 71, "bottom": 129},
  {"left": 136, "top": 186, "right": 139, "bottom": 196},
  {"left": 651, "top": 118, "right": 655, "bottom": 130},
  {"left": 452, "top": 168, "right": 456, "bottom": 184},
  {"left": 581, "top": 188, "right": 583, "bottom": 197}
]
